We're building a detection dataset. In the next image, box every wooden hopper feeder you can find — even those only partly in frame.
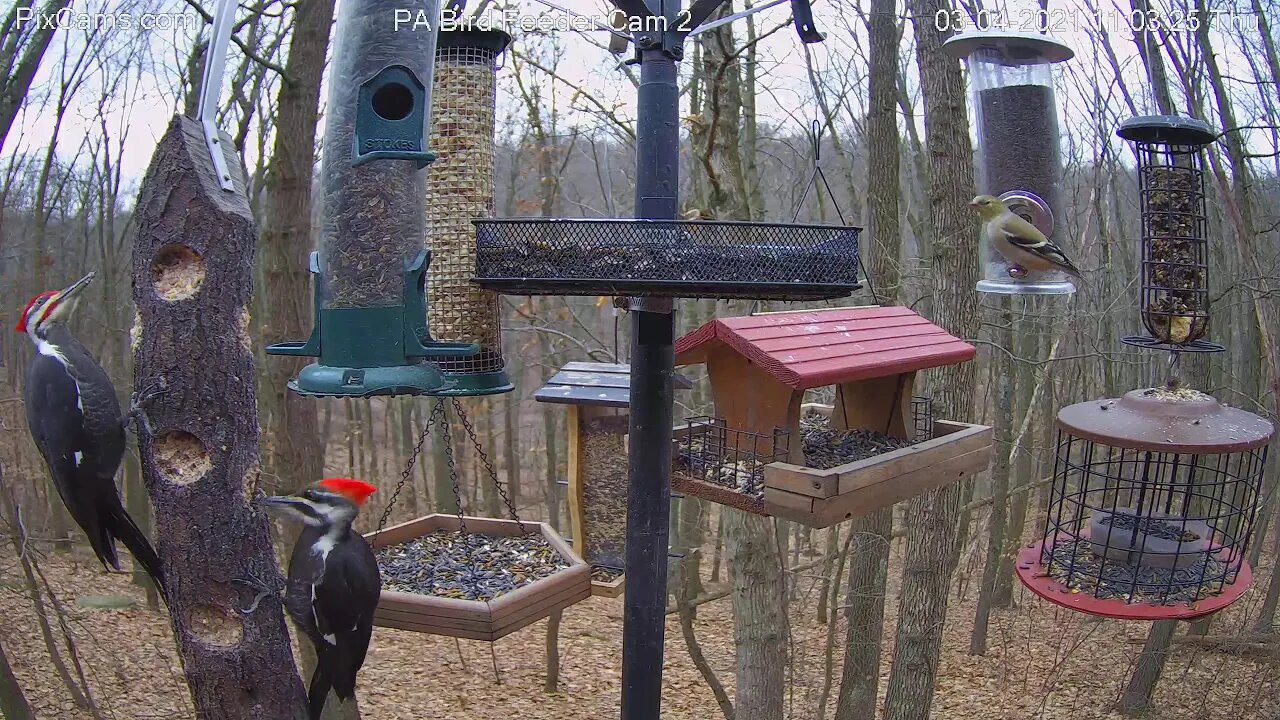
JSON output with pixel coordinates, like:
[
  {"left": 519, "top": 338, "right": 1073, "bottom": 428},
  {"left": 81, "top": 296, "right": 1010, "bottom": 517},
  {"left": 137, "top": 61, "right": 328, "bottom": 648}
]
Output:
[
  {"left": 364, "top": 514, "right": 590, "bottom": 641},
  {"left": 673, "top": 306, "right": 994, "bottom": 528},
  {"left": 535, "top": 362, "right": 693, "bottom": 597}
]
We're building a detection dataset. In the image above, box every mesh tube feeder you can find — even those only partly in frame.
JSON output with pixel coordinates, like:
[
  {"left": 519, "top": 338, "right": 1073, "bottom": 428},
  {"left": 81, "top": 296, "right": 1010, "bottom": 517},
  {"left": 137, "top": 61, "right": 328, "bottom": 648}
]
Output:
[
  {"left": 1117, "top": 115, "right": 1222, "bottom": 352},
  {"left": 942, "top": 30, "right": 1077, "bottom": 295},
  {"left": 426, "top": 29, "right": 514, "bottom": 395},
  {"left": 266, "top": 0, "right": 480, "bottom": 397},
  {"left": 1017, "top": 388, "right": 1273, "bottom": 620}
]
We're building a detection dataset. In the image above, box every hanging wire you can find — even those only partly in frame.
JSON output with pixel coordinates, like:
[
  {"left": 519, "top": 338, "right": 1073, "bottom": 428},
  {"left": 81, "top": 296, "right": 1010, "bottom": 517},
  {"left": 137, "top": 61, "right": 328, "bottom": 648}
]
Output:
[
  {"left": 452, "top": 398, "right": 527, "bottom": 533},
  {"left": 374, "top": 400, "right": 440, "bottom": 538}
]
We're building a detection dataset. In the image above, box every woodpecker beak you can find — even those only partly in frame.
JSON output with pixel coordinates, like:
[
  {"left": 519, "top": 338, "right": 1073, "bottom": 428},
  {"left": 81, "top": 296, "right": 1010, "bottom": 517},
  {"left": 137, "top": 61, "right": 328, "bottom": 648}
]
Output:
[
  {"left": 45, "top": 272, "right": 95, "bottom": 324},
  {"left": 59, "top": 272, "right": 96, "bottom": 300}
]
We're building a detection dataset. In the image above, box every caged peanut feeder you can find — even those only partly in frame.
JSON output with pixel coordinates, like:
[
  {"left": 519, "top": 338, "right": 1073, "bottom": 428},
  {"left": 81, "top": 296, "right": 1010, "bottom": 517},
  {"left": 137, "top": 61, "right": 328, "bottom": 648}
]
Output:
[
  {"left": 672, "top": 306, "right": 993, "bottom": 528},
  {"left": 942, "top": 30, "right": 1077, "bottom": 295},
  {"left": 266, "top": 0, "right": 482, "bottom": 397},
  {"left": 535, "top": 362, "right": 693, "bottom": 597},
  {"left": 1116, "top": 115, "right": 1222, "bottom": 352},
  {"left": 1017, "top": 387, "right": 1273, "bottom": 620}
]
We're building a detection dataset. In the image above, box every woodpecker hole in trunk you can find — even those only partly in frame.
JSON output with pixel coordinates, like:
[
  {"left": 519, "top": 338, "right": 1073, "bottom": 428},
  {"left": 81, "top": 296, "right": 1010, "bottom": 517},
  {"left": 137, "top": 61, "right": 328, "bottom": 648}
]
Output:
[
  {"left": 186, "top": 604, "right": 243, "bottom": 647},
  {"left": 151, "top": 243, "right": 205, "bottom": 301},
  {"left": 154, "top": 430, "right": 212, "bottom": 485}
]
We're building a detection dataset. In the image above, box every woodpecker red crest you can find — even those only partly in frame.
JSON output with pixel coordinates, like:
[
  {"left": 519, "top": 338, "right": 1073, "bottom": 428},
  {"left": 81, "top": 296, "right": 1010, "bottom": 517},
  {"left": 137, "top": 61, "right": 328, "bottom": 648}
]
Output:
[
  {"left": 319, "top": 478, "right": 377, "bottom": 506},
  {"left": 15, "top": 291, "right": 59, "bottom": 333}
]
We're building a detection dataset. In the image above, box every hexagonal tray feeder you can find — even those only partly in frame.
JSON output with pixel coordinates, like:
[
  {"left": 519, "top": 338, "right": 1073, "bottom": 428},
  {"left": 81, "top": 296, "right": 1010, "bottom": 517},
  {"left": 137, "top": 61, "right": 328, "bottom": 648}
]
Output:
[
  {"left": 366, "top": 514, "right": 590, "bottom": 641},
  {"left": 672, "top": 306, "right": 993, "bottom": 528},
  {"left": 472, "top": 218, "right": 862, "bottom": 300}
]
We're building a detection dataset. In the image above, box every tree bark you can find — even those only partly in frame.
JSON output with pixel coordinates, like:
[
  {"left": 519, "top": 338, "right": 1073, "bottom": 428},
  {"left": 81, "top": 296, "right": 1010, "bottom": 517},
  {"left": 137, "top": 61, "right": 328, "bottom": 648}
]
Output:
[
  {"left": 834, "top": 509, "right": 891, "bottom": 720},
  {"left": 971, "top": 298, "right": 1013, "bottom": 654},
  {"left": 0, "top": 0, "right": 72, "bottom": 153},
  {"left": 0, "top": 633, "right": 33, "bottom": 720},
  {"left": 883, "top": 0, "right": 979, "bottom": 715},
  {"left": 130, "top": 115, "right": 308, "bottom": 719},
  {"left": 1116, "top": 619, "right": 1178, "bottom": 715},
  {"left": 259, "top": 0, "right": 334, "bottom": 494},
  {"left": 725, "top": 509, "right": 785, "bottom": 720}
]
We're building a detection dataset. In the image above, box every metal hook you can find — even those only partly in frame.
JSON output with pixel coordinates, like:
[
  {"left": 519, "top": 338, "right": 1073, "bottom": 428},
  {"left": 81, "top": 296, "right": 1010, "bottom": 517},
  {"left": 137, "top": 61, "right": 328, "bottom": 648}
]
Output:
[
  {"left": 809, "top": 119, "right": 823, "bottom": 163},
  {"left": 1166, "top": 350, "right": 1182, "bottom": 388}
]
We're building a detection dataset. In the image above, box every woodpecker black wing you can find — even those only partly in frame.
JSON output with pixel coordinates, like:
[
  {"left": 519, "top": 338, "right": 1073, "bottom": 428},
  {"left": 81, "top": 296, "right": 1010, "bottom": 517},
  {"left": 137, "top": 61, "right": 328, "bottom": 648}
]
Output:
[{"left": 311, "top": 534, "right": 381, "bottom": 700}]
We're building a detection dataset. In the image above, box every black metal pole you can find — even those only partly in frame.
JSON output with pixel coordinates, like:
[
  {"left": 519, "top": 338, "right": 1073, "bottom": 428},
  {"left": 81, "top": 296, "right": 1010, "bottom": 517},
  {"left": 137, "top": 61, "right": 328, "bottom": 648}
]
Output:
[{"left": 620, "top": 40, "right": 680, "bottom": 720}]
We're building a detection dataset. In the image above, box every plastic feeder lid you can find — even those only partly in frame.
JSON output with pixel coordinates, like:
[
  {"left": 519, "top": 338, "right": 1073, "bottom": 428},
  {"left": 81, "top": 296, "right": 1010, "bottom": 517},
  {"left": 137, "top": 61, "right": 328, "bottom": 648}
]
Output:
[
  {"left": 1117, "top": 114, "right": 1217, "bottom": 146},
  {"left": 941, "top": 30, "right": 1074, "bottom": 63},
  {"left": 1057, "top": 387, "right": 1275, "bottom": 453}
]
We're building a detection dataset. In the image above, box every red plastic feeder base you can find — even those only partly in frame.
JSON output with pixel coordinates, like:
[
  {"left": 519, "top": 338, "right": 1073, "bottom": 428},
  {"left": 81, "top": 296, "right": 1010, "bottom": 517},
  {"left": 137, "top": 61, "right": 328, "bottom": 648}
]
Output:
[{"left": 1015, "top": 539, "right": 1253, "bottom": 621}]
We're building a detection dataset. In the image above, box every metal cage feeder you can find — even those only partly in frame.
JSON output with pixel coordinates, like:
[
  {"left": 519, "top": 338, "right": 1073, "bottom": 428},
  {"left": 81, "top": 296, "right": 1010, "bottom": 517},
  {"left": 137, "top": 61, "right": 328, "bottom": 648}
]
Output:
[
  {"left": 1117, "top": 115, "right": 1223, "bottom": 353},
  {"left": 942, "top": 30, "right": 1077, "bottom": 295},
  {"left": 1017, "top": 387, "right": 1273, "bottom": 620},
  {"left": 266, "top": 0, "right": 481, "bottom": 397}
]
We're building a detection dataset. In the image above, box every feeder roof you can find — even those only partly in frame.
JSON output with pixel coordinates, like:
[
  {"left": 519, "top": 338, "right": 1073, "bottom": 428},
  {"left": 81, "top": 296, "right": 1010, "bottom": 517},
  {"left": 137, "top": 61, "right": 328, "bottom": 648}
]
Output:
[
  {"left": 1057, "top": 388, "right": 1274, "bottom": 453},
  {"left": 534, "top": 362, "right": 693, "bottom": 408},
  {"left": 673, "top": 306, "right": 975, "bottom": 390}
]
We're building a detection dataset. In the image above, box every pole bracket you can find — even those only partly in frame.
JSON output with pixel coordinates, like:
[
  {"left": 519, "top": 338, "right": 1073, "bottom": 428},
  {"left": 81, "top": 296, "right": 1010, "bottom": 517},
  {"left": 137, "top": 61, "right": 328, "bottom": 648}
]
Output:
[{"left": 198, "top": 0, "right": 236, "bottom": 192}]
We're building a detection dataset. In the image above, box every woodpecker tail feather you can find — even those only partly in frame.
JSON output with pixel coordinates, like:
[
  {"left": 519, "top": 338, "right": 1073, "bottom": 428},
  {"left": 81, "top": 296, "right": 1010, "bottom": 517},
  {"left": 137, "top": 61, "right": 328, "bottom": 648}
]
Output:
[
  {"left": 307, "top": 663, "right": 332, "bottom": 720},
  {"left": 103, "top": 497, "right": 166, "bottom": 600}
]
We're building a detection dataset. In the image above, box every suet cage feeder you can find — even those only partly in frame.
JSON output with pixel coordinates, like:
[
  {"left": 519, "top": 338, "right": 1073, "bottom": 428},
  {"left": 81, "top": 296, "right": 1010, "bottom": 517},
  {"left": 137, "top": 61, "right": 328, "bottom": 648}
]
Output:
[
  {"left": 1017, "top": 388, "right": 1273, "bottom": 619},
  {"left": 942, "top": 30, "right": 1077, "bottom": 295},
  {"left": 1117, "top": 115, "right": 1223, "bottom": 352},
  {"left": 472, "top": 218, "right": 863, "bottom": 300},
  {"left": 266, "top": 0, "right": 482, "bottom": 397},
  {"left": 670, "top": 306, "right": 993, "bottom": 527},
  {"left": 366, "top": 514, "right": 591, "bottom": 641},
  {"left": 426, "top": 29, "right": 516, "bottom": 395},
  {"left": 535, "top": 362, "right": 693, "bottom": 597}
]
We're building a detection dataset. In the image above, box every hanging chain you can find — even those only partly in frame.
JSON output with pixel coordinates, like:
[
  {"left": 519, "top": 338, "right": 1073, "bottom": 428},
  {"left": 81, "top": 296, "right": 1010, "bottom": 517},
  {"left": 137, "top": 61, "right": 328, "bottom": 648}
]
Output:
[
  {"left": 374, "top": 401, "right": 439, "bottom": 539},
  {"left": 452, "top": 398, "right": 527, "bottom": 534},
  {"left": 433, "top": 397, "right": 468, "bottom": 535}
]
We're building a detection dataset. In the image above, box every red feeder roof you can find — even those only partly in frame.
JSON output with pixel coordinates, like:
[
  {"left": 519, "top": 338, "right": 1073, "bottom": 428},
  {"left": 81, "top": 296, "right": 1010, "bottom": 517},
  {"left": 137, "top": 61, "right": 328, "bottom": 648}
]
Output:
[{"left": 674, "top": 306, "right": 975, "bottom": 390}]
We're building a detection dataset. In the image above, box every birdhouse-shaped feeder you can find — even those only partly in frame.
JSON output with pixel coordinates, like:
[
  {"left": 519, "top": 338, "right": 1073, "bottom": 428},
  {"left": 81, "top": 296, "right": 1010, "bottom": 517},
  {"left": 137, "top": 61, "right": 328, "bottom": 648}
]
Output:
[
  {"left": 1117, "top": 115, "right": 1221, "bottom": 352},
  {"left": 942, "top": 30, "right": 1077, "bottom": 295},
  {"left": 266, "top": 0, "right": 482, "bottom": 397},
  {"left": 366, "top": 514, "right": 591, "bottom": 641},
  {"left": 672, "top": 307, "right": 993, "bottom": 528},
  {"left": 1017, "top": 388, "right": 1272, "bottom": 619},
  {"left": 534, "top": 362, "right": 693, "bottom": 597}
]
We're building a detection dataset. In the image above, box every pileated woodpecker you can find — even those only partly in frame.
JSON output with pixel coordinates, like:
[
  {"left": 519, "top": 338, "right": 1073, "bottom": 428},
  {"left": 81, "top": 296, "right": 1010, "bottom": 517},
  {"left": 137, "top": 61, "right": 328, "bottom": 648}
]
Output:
[
  {"left": 260, "top": 478, "right": 381, "bottom": 720},
  {"left": 15, "top": 272, "right": 166, "bottom": 596}
]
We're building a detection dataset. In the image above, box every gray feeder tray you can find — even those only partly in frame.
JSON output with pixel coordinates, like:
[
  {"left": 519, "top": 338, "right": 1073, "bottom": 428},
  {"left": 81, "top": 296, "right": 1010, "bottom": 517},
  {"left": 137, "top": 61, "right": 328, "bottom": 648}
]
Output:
[
  {"left": 941, "top": 29, "right": 1074, "bottom": 63},
  {"left": 1088, "top": 508, "right": 1212, "bottom": 571},
  {"left": 1117, "top": 114, "right": 1217, "bottom": 147}
]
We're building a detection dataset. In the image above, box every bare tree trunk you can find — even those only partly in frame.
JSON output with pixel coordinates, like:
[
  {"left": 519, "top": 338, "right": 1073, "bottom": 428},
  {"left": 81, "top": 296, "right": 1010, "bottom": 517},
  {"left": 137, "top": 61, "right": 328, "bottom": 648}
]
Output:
[
  {"left": 971, "top": 298, "right": 1013, "bottom": 653},
  {"left": 130, "top": 115, "right": 308, "bottom": 719},
  {"left": 544, "top": 610, "right": 561, "bottom": 693},
  {"left": 1253, "top": 494, "right": 1280, "bottom": 633},
  {"left": 725, "top": 510, "right": 784, "bottom": 720},
  {"left": 834, "top": 511, "right": 891, "bottom": 720},
  {"left": 0, "top": 633, "right": 33, "bottom": 720},
  {"left": 1116, "top": 620, "right": 1178, "bottom": 715},
  {"left": 0, "top": 0, "right": 73, "bottom": 152},
  {"left": 883, "top": 0, "right": 979, "bottom": 715}
]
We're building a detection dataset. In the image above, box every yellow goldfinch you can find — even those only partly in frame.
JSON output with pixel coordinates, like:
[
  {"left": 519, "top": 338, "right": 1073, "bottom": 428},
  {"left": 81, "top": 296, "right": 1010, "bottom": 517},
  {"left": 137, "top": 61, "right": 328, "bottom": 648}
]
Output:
[{"left": 969, "top": 195, "right": 1083, "bottom": 279}]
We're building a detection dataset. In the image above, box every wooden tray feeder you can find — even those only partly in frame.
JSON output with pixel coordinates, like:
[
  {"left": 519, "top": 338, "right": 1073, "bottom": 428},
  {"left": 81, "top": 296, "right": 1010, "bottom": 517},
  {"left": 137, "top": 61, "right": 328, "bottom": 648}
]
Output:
[
  {"left": 673, "top": 306, "right": 994, "bottom": 528},
  {"left": 365, "top": 514, "right": 591, "bottom": 641},
  {"left": 534, "top": 362, "right": 693, "bottom": 597}
]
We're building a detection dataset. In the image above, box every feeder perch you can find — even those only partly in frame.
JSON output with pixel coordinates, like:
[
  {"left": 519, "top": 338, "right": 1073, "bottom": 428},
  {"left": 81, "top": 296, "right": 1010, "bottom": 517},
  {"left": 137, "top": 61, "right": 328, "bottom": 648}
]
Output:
[
  {"left": 365, "top": 514, "right": 591, "bottom": 641},
  {"left": 266, "top": 0, "right": 483, "bottom": 397},
  {"left": 1117, "top": 115, "right": 1222, "bottom": 352},
  {"left": 942, "top": 30, "right": 1076, "bottom": 295},
  {"left": 671, "top": 306, "right": 993, "bottom": 528},
  {"left": 425, "top": 29, "right": 516, "bottom": 395},
  {"left": 1017, "top": 387, "right": 1273, "bottom": 620},
  {"left": 534, "top": 362, "right": 693, "bottom": 597}
]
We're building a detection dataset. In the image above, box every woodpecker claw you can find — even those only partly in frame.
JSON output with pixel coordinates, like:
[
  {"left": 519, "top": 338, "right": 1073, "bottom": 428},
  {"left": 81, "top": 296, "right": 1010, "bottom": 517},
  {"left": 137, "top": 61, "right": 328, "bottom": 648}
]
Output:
[
  {"left": 232, "top": 574, "right": 284, "bottom": 615},
  {"left": 125, "top": 381, "right": 167, "bottom": 435}
]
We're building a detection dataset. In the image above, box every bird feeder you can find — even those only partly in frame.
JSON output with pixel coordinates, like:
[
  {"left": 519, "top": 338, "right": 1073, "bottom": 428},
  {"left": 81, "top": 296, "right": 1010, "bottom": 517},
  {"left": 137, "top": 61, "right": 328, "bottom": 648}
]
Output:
[
  {"left": 671, "top": 306, "right": 993, "bottom": 527},
  {"left": 534, "top": 362, "right": 693, "bottom": 597},
  {"left": 942, "top": 30, "right": 1076, "bottom": 295},
  {"left": 1017, "top": 387, "right": 1272, "bottom": 619},
  {"left": 425, "top": 29, "right": 515, "bottom": 395},
  {"left": 366, "top": 514, "right": 590, "bottom": 641},
  {"left": 266, "top": 0, "right": 481, "bottom": 397},
  {"left": 1117, "top": 115, "right": 1221, "bottom": 352}
]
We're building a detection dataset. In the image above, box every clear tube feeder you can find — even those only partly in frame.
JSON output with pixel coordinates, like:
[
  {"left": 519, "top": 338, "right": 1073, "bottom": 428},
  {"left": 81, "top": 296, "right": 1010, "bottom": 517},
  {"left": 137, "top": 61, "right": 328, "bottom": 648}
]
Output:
[{"left": 943, "top": 30, "right": 1076, "bottom": 295}]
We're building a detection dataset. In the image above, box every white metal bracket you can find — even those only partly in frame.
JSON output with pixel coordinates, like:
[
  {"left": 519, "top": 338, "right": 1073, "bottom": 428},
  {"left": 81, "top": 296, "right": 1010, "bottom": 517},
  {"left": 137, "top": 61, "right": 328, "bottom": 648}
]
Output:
[
  {"left": 198, "top": 0, "right": 236, "bottom": 192},
  {"left": 683, "top": 0, "right": 788, "bottom": 38}
]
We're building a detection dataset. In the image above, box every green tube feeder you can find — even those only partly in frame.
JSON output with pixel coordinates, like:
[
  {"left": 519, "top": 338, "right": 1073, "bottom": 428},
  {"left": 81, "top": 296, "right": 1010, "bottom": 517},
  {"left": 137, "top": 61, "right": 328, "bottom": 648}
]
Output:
[{"left": 266, "top": 0, "right": 479, "bottom": 397}]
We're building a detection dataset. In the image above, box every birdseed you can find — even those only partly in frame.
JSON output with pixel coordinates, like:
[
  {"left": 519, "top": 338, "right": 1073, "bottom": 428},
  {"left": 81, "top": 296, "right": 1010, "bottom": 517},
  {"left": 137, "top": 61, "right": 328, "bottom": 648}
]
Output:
[
  {"left": 591, "top": 566, "right": 624, "bottom": 584},
  {"left": 1142, "top": 165, "right": 1207, "bottom": 343},
  {"left": 800, "top": 411, "right": 916, "bottom": 470},
  {"left": 376, "top": 530, "right": 570, "bottom": 602},
  {"left": 1097, "top": 513, "right": 1201, "bottom": 543},
  {"left": 579, "top": 418, "right": 629, "bottom": 568},
  {"left": 1046, "top": 537, "right": 1228, "bottom": 605}
]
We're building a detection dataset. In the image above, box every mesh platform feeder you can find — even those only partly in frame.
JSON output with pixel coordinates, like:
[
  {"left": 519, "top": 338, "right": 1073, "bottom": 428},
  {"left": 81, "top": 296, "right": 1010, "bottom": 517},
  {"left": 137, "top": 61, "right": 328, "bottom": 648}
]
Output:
[
  {"left": 426, "top": 29, "right": 514, "bottom": 395},
  {"left": 265, "top": 0, "right": 481, "bottom": 396},
  {"left": 1014, "top": 114, "right": 1275, "bottom": 620},
  {"left": 942, "top": 30, "right": 1078, "bottom": 295}
]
